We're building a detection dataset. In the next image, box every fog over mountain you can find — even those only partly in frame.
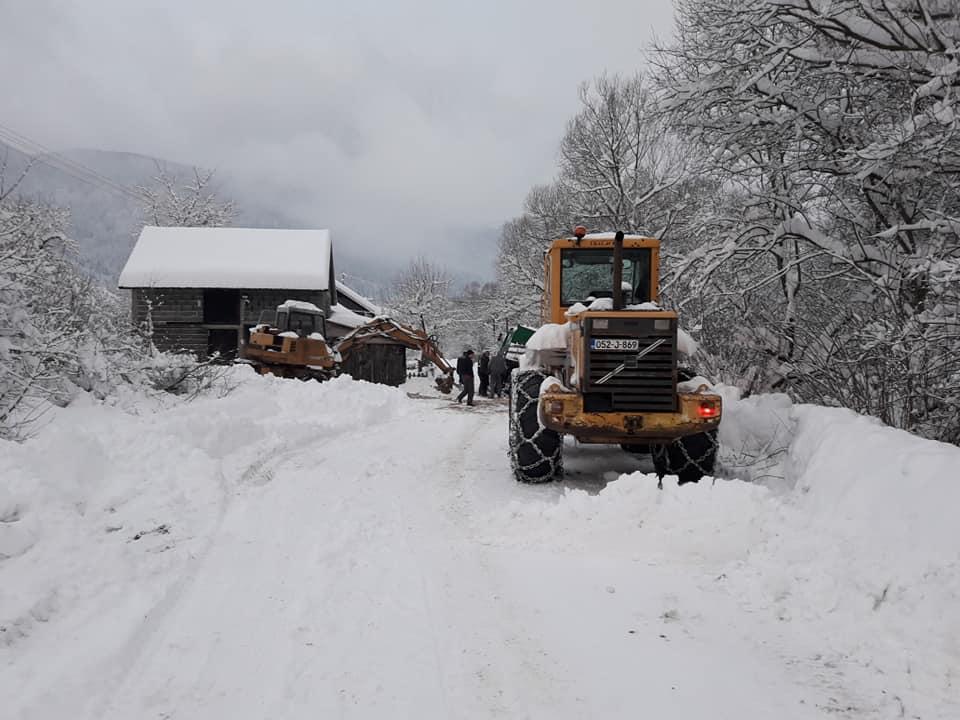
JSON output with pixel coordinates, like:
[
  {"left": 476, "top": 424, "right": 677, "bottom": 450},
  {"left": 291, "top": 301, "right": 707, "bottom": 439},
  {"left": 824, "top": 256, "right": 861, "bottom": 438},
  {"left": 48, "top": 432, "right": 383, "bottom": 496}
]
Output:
[{"left": 0, "top": 141, "right": 425, "bottom": 297}]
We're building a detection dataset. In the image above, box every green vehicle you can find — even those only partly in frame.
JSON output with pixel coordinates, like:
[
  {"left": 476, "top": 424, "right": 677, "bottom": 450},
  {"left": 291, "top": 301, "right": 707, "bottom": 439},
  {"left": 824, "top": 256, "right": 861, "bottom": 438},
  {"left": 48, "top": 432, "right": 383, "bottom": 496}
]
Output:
[{"left": 497, "top": 325, "right": 536, "bottom": 374}]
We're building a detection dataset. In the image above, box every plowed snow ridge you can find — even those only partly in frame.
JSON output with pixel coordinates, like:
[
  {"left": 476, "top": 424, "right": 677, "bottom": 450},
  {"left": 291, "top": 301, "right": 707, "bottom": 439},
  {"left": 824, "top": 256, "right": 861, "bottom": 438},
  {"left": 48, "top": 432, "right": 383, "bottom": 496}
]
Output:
[{"left": 1, "top": 372, "right": 957, "bottom": 719}]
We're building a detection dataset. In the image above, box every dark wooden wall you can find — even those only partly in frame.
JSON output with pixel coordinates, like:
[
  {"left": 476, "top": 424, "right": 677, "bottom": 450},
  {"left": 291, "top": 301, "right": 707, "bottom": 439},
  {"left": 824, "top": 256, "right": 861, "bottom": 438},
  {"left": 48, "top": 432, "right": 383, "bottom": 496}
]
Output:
[
  {"left": 339, "top": 343, "right": 407, "bottom": 386},
  {"left": 132, "top": 287, "right": 330, "bottom": 358}
]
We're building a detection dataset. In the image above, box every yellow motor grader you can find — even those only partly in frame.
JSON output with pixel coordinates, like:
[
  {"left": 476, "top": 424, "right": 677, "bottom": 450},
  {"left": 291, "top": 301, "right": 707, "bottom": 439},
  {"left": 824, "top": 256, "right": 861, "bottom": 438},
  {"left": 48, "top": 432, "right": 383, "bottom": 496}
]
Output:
[
  {"left": 241, "top": 300, "right": 337, "bottom": 381},
  {"left": 508, "top": 227, "right": 722, "bottom": 485},
  {"left": 240, "top": 301, "right": 454, "bottom": 392}
]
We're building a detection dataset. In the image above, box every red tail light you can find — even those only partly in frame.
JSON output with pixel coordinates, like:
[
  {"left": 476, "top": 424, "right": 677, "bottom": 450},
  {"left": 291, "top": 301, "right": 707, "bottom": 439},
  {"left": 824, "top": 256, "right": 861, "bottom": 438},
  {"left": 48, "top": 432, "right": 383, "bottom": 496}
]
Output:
[{"left": 698, "top": 400, "right": 720, "bottom": 418}]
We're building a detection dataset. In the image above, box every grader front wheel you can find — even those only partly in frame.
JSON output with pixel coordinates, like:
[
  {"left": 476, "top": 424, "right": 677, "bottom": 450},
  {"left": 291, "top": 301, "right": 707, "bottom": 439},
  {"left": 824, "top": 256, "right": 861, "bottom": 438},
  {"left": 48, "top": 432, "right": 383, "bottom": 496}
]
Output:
[{"left": 508, "top": 369, "right": 562, "bottom": 483}]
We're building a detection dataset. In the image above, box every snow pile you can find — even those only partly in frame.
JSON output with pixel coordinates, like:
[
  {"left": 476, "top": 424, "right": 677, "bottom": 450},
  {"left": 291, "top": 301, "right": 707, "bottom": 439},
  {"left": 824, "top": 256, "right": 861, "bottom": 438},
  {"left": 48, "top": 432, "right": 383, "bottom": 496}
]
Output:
[
  {"left": 520, "top": 322, "right": 571, "bottom": 370},
  {"left": 716, "top": 389, "right": 794, "bottom": 485},
  {"left": 735, "top": 405, "right": 960, "bottom": 715},
  {"left": 0, "top": 371, "right": 411, "bottom": 657},
  {"left": 487, "top": 397, "right": 960, "bottom": 718},
  {"left": 525, "top": 322, "right": 570, "bottom": 350},
  {"left": 489, "top": 473, "right": 774, "bottom": 567},
  {"left": 677, "top": 327, "right": 698, "bottom": 355}
]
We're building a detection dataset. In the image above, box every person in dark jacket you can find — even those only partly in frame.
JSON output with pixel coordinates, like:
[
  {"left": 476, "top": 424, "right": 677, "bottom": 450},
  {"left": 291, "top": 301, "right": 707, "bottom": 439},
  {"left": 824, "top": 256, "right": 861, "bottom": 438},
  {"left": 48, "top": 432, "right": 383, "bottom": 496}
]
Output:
[
  {"left": 489, "top": 352, "right": 508, "bottom": 398},
  {"left": 456, "top": 350, "right": 476, "bottom": 405},
  {"left": 477, "top": 350, "right": 491, "bottom": 397}
]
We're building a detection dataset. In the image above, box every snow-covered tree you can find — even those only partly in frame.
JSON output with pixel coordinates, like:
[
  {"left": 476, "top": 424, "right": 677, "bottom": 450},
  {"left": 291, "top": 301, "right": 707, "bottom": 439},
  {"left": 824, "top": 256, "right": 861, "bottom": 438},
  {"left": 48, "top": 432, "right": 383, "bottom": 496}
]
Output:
[
  {"left": 653, "top": 0, "right": 960, "bottom": 441},
  {"left": 559, "top": 74, "right": 688, "bottom": 238},
  {"left": 496, "top": 183, "right": 574, "bottom": 324},
  {"left": 387, "top": 257, "right": 455, "bottom": 345},
  {"left": 445, "top": 281, "right": 505, "bottom": 355},
  {"left": 495, "top": 75, "right": 719, "bottom": 329},
  {"left": 1, "top": 175, "right": 232, "bottom": 439},
  {"left": 138, "top": 164, "right": 236, "bottom": 228}
]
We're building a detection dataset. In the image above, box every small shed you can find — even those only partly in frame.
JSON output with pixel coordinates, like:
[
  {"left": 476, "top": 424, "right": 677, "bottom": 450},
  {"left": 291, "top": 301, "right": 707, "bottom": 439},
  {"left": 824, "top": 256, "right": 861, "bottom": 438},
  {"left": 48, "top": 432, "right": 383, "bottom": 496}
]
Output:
[
  {"left": 324, "top": 304, "right": 410, "bottom": 387},
  {"left": 119, "top": 226, "right": 337, "bottom": 358}
]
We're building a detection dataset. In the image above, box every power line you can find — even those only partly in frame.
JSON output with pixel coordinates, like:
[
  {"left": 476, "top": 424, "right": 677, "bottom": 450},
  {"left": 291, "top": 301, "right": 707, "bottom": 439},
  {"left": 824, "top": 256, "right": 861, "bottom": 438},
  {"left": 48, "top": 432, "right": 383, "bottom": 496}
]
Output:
[
  {"left": 0, "top": 122, "right": 151, "bottom": 203},
  {"left": 0, "top": 125, "right": 148, "bottom": 202},
  {"left": 0, "top": 122, "right": 143, "bottom": 198}
]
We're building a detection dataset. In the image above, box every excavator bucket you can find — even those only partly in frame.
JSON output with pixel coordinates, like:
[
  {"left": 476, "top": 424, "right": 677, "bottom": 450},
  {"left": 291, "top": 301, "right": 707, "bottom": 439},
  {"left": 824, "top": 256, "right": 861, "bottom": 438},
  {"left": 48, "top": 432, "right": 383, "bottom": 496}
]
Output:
[{"left": 436, "top": 373, "right": 454, "bottom": 394}]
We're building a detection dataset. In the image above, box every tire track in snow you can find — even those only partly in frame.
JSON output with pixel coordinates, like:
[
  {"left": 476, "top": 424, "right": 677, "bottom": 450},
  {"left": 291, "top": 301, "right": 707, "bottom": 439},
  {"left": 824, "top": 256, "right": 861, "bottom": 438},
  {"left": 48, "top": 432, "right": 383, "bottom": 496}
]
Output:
[
  {"left": 86, "top": 428, "right": 343, "bottom": 720},
  {"left": 87, "top": 401, "right": 497, "bottom": 719},
  {"left": 395, "top": 407, "right": 577, "bottom": 718}
]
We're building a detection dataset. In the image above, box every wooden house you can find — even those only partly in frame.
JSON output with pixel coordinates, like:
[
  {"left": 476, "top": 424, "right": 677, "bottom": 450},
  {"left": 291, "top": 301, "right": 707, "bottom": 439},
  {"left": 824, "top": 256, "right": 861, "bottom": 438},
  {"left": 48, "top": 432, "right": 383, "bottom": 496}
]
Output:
[
  {"left": 118, "top": 226, "right": 408, "bottom": 386},
  {"left": 119, "top": 226, "right": 339, "bottom": 358}
]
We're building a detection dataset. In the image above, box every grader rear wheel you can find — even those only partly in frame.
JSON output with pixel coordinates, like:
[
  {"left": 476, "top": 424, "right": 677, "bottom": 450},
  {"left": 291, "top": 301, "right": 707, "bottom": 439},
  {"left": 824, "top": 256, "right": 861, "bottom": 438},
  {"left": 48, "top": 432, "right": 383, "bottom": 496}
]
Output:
[
  {"left": 508, "top": 369, "right": 562, "bottom": 483},
  {"left": 651, "top": 429, "right": 718, "bottom": 485}
]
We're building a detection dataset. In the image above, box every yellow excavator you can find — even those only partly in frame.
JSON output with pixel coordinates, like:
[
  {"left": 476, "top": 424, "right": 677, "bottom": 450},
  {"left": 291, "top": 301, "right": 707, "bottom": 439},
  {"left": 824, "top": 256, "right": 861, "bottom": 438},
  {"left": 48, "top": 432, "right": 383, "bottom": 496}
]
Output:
[
  {"left": 240, "top": 301, "right": 454, "bottom": 392},
  {"left": 335, "top": 317, "right": 455, "bottom": 393}
]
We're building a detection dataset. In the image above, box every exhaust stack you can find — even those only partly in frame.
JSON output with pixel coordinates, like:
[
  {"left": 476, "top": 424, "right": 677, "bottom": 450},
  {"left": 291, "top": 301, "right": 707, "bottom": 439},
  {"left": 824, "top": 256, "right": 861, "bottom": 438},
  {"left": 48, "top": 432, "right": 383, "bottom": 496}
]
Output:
[{"left": 612, "top": 230, "right": 625, "bottom": 310}]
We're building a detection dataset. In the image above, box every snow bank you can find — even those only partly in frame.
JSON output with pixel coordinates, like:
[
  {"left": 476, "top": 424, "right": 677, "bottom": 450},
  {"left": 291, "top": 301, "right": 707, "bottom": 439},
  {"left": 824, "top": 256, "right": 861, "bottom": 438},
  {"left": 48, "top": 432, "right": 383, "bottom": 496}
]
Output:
[
  {"left": 716, "top": 389, "right": 795, "bottom": 486},
  {"left": 486, "top": 397, "right": 960, "bottom": 718},
  {"left": 0, "top": 372, "right": 411, "bottom": 655},
  {"left": 489, "top": 473, "right": 774, "bottom": 567}
]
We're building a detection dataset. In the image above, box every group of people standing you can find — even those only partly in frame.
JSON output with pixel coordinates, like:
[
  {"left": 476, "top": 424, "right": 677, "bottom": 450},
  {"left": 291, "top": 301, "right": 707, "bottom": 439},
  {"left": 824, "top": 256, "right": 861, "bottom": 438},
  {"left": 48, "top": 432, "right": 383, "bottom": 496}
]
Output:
[{"left": 454, "top": 349, "right": 510, "bottom": 405}]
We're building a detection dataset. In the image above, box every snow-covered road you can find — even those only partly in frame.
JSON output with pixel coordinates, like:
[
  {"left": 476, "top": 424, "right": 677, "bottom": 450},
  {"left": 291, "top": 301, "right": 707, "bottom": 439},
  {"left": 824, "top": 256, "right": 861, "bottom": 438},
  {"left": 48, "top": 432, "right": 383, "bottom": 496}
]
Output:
[{"left": 2, "top": 373, "right": 958, "bottom": 719}]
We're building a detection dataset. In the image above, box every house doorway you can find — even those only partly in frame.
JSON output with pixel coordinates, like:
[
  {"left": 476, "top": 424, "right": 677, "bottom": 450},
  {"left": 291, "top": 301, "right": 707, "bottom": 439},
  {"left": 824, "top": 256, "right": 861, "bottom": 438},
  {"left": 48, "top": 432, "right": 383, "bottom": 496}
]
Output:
[{"left": 203, "top": 290, "right": 241, "bottom": 360}]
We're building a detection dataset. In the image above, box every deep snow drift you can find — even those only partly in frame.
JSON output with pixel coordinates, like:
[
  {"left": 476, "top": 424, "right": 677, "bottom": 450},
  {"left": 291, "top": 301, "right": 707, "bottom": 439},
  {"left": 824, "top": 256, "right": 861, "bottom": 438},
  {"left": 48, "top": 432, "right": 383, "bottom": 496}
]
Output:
[{"left": 1, "top": 371, "right": 958, "bottom": 719}]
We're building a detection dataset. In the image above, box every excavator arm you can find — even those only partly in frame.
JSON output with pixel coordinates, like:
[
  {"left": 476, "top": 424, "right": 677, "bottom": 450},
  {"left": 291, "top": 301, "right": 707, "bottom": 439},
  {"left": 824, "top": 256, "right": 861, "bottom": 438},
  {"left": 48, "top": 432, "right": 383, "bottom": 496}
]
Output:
[{"left": 335, "top": 318, "right": 455, "bottom": 392}]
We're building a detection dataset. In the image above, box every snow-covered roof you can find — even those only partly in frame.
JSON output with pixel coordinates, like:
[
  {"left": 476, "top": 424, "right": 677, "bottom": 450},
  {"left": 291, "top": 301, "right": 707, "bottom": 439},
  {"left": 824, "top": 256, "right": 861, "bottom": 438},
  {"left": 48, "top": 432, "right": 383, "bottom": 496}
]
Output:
[
  {"left": 119, "top": 226, "right": 333, "bottom": 290},
  {"left": 327, "top": 303, "right": 373, "bottom": 329},
  {"left": 335, "top": 281, "right": 381, "bottom": 315}
]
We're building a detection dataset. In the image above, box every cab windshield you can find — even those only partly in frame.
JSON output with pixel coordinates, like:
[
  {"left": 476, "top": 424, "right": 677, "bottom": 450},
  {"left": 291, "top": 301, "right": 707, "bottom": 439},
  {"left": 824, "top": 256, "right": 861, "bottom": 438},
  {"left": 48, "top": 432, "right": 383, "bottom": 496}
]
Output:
[
  {"left": 277, "top": 309, "right": 324, "bottom": 336},
  {"left": 560, "top": 248, "right": 652, "bottom": 306}
]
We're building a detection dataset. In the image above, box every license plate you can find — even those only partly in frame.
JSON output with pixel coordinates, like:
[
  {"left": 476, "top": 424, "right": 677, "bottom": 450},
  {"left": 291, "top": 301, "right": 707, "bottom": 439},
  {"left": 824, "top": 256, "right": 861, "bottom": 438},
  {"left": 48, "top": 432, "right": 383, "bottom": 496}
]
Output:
[{"left": 591, "top": 338, "right": 639, "bottom": 351}]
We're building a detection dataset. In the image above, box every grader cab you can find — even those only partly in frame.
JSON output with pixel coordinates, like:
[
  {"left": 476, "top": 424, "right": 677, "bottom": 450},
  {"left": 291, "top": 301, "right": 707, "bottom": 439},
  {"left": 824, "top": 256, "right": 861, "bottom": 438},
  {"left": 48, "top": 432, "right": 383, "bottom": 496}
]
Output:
[
  {"left": 240, "top": 300, "right": 338, "bottom": 381},
  {"left": 508, "top": 227, "right": 721, "bottom": 485}
]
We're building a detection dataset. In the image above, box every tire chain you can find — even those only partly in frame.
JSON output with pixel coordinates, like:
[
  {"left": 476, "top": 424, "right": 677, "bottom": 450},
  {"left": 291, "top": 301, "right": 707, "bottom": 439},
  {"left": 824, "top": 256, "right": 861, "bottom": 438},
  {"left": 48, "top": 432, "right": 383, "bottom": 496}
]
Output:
[
  {"left": 509, "top": 370, "right": 562, "bottom": 482},
  {"left": 651, "top": 429, "right": 719, "bottom": 479}
]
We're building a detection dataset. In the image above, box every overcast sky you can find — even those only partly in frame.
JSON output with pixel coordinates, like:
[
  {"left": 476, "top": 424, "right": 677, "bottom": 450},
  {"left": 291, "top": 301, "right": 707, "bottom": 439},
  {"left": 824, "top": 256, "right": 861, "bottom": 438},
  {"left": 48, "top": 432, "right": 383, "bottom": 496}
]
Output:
[{"left": 2, "top": 0, "right": 674, "bottom": 284}]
